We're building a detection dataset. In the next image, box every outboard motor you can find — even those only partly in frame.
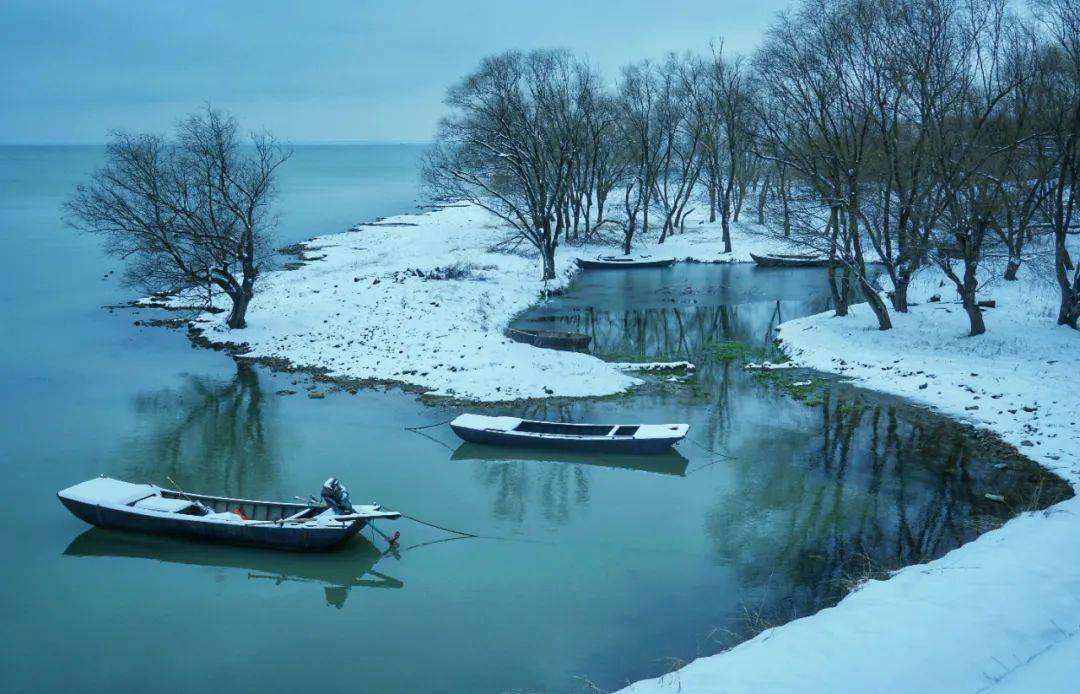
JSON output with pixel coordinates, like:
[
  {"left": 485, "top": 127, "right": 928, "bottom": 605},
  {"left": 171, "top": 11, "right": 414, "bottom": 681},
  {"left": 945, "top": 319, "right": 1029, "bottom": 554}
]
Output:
[{"left": 320, "top": 477, "right": 354, "bottom": 515}]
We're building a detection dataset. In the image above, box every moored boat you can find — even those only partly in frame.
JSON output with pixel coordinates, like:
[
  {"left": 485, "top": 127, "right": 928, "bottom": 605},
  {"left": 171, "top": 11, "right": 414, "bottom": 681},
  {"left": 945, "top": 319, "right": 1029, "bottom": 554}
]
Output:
[
  {"left": 576, "top": 255, "right": 676, "bottom": 269},
  {"left": 749, "top": 252, "right": 831, "bottom": 268},
  {"left": 449, "top": 414, "right": 689, "bottom": 454},
  {"left": 57, "top": 476, "right": 400, "bottom": 551},
  {"left": 506, "top": 328, "right": 592, "bottom": 350}
]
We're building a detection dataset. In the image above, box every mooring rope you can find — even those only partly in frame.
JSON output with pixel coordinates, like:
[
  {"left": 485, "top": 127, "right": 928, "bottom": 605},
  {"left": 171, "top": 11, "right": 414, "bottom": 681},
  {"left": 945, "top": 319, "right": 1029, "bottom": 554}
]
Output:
[
  {"left": 403, "top": 417, "right": 455, "bottom": 432},
  {"left": 687, "top": 438, "right": 735, "bottom": 459},
  {"left": 401, "top": 512, "right": 479, "bottom": 538}
]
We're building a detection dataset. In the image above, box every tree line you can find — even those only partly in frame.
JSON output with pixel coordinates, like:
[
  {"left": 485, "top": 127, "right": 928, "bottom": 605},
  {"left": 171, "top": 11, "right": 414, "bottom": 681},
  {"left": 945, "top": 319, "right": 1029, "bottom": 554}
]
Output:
[{"left": 424, "top": 0, "right": 1080, "bottom": 334}]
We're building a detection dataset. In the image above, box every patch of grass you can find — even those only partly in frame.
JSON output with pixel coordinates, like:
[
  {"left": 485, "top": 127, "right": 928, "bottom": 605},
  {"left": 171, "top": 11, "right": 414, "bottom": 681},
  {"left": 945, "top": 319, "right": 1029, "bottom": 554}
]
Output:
[
  {"left": 784, "top": 380, "right": 820, "bottom": 403},
  {"left": 603, "top": 349, "right": 651, "bottom": 363},
  {"left": 705, "top": 340, "right": 771, "bottom": 363}
]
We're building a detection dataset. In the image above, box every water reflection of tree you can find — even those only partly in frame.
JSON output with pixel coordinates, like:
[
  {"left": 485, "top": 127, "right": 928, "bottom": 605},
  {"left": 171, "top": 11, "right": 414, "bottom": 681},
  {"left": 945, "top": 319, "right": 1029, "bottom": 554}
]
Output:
[
  {"left": 705, "top": 387, "right": 1032, "bottom": 636},
  {"left": 471, "top": 459, "right": 589, "bottom": 526},
  {"left": 537, "top": 300, "right": 823, "bottom": 362},
  {"left": 125, "top": 361, "right": 279, "bottom": 498}
]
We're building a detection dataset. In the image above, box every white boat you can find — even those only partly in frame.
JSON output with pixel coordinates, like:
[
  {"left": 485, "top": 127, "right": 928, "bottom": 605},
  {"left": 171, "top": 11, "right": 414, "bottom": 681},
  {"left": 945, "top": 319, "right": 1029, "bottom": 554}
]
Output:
[
  {"left": 57, "top": 477, "right": 400, "bottom": 551},
  {"left": 576, "top": 255, "right": 676, "bottom": 269},
  {"left": 449, "top": 414, "right": 689, "bottom": 454}
]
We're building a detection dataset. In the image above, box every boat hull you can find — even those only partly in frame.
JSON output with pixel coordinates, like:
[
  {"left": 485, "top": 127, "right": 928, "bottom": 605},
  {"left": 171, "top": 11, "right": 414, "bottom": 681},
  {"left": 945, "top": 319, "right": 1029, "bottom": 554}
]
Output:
[
  {"left": 58, "top": 496, "right": 366, "bottom": 551},
  {"left": 450, "top": 423, "right": 684, "bottom": 454},
  {"left": 506, "top": 328, "right": 591, "bottom": 350},
  {"left": 749, "top": 252, "right": 831, "bottom": 268},
  {"left": 576, "top": 257, "right": 675, "bottom": 269}
]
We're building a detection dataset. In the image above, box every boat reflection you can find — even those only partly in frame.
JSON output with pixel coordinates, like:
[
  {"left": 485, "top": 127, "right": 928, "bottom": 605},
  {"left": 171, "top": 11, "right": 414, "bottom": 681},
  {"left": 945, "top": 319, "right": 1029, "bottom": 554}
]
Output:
[
  {"left": 63, "top": 528, "right": 403, "bottom": 608},
  {"left": 451, "top": 442, "right": 689, "bottom": 476}
]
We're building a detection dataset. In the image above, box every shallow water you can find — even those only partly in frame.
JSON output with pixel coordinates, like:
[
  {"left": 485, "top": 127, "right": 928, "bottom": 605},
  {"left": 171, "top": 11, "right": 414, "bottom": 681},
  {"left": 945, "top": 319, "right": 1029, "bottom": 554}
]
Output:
[{"left": 0, "top": 146, "right": 1067, "bottom": 693}]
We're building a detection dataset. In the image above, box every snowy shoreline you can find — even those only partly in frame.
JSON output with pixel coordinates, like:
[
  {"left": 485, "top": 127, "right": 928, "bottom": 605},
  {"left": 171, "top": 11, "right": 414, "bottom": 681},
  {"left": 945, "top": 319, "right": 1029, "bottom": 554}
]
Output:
[
  {"left": 185, "top": 203, "right": 789, "bottom": 402},
  {"left": 181, "top": 202, "right": 1078, "bottom": 691},
  {"left": 621, "top": 256, "right": 1080, "bottom": 693}
]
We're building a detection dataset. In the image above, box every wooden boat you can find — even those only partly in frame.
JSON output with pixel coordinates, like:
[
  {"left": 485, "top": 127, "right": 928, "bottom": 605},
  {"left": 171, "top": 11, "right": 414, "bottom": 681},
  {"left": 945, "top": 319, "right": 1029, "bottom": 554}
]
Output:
[
  {"left": 57, "top": 477, "right": 400, "bottom": 551},
  {"left": 576, "top": 255, "right": 676, "bottom": 269},
  {"left": 506, "top": 327, "right": 592, "bottom": 350},
  {"left": 450, "top": 414, "right": 689, "bottom": 454},
  {"left": 451, "top": 442, "right": 689, "bottom": 476},
  {"left": 750, "top": 252, "right": 831, "bottom": 268}
]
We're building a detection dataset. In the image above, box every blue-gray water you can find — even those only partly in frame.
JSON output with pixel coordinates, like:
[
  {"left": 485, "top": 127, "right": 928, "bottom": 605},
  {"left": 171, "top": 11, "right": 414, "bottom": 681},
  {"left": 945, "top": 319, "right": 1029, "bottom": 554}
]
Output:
[{"left": 0, "top": 145, "right": 1066, "bottom": 693}]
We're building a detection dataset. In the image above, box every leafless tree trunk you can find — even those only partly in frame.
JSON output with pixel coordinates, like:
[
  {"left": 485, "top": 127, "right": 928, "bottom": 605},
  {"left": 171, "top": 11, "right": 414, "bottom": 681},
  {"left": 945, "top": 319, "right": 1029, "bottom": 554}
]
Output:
[
  {"left": 424, "top": 50, "right": 589, "bottom": 280},
  {"left": 65, "top": 107, "right": 290, "bottom": 329}
]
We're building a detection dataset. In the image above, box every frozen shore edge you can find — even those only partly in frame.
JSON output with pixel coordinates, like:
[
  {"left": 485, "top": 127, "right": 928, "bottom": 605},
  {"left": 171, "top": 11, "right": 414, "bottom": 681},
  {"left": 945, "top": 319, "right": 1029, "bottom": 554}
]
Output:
[
  {"left": 620, "top": 258, "right": 1080, "bottom": 693},
  {"left": 181, "top": 203, "right": 785, "bottom": 403},
  {"left": 164, "top": 202, "right": 1078, "bottom": 691}
]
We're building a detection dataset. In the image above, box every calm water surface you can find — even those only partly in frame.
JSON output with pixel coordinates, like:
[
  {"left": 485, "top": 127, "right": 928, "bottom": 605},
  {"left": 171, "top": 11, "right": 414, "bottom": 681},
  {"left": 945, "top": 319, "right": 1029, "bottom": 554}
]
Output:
[{"left": 0, "top": 145, "right": 1066, "bottom": 693}]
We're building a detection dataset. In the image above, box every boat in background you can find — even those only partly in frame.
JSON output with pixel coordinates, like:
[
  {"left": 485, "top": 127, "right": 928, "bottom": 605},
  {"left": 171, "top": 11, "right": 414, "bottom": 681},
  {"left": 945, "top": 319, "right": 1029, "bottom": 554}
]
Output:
[
  {"left": 57, "top": 477, "right": 400, "bottom": 551},
  {"left": 506, "top": 328, "right": 591, "bottom": 350},
  {"left": 450, "top": 414, "right": 689, "bottom": 454},
  {"left": 750, "top": 252, "right": 831, "bottom": 268},
  {"left": 576, "top": 255, "right": 676, "bottom": 269}
]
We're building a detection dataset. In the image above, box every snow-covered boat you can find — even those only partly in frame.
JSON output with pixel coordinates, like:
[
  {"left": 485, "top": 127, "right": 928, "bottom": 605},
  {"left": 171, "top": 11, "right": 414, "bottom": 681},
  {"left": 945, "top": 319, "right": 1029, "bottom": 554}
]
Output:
[
  {"left": 506, "top": 327, "right": 592, "bottom": 350},
  {"left": 57, "top": 477, "right": 400, "bottom": 551},
  {"left": 576, "top": 255, "right": 676, "bottom": 269},
  {"left": 449, "top": 414, "right": 689, "bottom": 454},
  {"left": 749, "top": 252, "right": 830, "bottom": 268}
]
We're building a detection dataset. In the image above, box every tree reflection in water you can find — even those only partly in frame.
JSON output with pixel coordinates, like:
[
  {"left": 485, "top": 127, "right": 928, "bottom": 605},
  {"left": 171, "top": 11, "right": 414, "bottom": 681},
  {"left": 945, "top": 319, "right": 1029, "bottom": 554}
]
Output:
[
  {"left": 468, "top": 456, "right": 590, "bottom": 526},
  {"left": 125, "top": 360, "right": 280, "bottom": 498},
  {"left": 509, "top": 265, "right": 1070, "bottom": 648},
  {"left": 705, "top": 388, "right": 1070, "bottom": 640}
]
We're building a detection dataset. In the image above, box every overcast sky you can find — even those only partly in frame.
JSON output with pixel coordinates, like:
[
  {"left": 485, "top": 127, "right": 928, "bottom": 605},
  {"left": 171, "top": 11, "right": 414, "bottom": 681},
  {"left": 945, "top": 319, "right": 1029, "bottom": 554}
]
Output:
[{"left": 0, "top": 0, "right": 791, "bottom": 145}]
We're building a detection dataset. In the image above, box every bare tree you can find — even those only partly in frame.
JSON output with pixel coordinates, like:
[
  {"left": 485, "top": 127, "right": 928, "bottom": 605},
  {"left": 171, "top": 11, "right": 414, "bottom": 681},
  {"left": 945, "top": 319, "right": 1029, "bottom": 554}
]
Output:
[
  {"left": 696, "top": 45, "right": 756, "bottom": 253},
  {"left": 1033, "top": 0, "right": 1080, "bottom": 328},
  {"left": 424, "top": 50, "right": 587, "bottom": 280},
  {"left": 927, "top": 0, "right": 1033, "bottom": 336},
  {"left": 65, "top": 107, "right": 291, "bottom": 329},
  {"left": 615, "top": 61, "right": 665, "bottom": 254},
  {"left": 653, "top": 54, "right": 705, "bottom": 243},
  {"left": 755, "top": 0, "right": 892, "bottom": 329}
]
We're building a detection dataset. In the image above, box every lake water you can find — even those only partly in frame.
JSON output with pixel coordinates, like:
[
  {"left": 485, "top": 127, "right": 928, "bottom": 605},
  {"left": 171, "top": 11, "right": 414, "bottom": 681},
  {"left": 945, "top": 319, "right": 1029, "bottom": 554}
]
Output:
[{"left": 0, "top": 145, "right": 1068, "bottom": 693}]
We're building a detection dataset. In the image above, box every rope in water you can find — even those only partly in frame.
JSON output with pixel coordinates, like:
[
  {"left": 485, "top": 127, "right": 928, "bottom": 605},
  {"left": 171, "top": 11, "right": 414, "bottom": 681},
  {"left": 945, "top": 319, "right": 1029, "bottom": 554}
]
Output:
[
  {"left": 402, "top": 512, "right": 479, "bottom": 538},
  {"left": 404, "top": 417, "right": 455, "bottom": 432},
  {"left": 685, "top": 438, "right": 737, "bottom": 475},
  {"left": 687, "top": 437, "right": 735, "bottom": 459}
]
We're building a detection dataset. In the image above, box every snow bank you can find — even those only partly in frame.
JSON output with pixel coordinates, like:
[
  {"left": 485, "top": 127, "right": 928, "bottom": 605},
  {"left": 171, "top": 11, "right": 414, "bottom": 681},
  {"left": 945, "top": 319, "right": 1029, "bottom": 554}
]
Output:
[
  {"left": 190, "top": 205, "right": 637, "bottom": 401},
  {"left": 186, "top": 204, "right": 788, "bottom": 402},
  {"left": 635, "top": 217, "right": 807, "bottom": 264},
  {"left": 621, "top": 255, "right": 1080, "bottom": 693}
]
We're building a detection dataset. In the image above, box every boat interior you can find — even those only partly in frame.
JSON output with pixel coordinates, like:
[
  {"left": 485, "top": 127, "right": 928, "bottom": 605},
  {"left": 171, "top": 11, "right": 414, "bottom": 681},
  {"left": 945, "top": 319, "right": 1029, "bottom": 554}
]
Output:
[
  {"left": 513, "top": 420, "right": 641, "bottom": 437},
  {"left": 130, "top": 489, "right": 326, "bottom": 522}
]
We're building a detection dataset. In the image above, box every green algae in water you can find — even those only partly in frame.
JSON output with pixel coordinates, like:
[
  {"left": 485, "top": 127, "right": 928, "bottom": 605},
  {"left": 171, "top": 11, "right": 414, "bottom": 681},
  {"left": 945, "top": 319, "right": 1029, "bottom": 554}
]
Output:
[{"left": 705, "top": 340, "right": 772, "bottom": 362}]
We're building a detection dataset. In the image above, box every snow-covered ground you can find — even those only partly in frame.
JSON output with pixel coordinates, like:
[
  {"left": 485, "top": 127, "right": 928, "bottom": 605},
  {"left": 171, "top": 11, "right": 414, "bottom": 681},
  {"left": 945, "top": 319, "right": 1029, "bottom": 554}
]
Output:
[
  {"left": 621, "top": 253, "right": 1080, "bottom": 693},
  {"left": 188, "top": 200, "right": 1079, "bottom": 692},
  {"left": 188, "top": 204, "right": 780, "bottom": 401}
]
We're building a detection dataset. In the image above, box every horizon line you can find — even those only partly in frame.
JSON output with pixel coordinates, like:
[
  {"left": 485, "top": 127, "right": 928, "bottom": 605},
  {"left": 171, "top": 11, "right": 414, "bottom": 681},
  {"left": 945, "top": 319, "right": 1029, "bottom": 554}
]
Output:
[{"left": 0, "top": 139, "right": 434, "bottom": 147}]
